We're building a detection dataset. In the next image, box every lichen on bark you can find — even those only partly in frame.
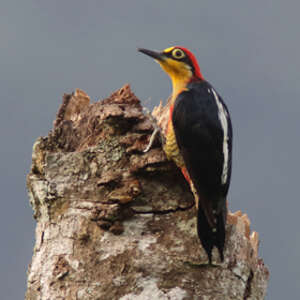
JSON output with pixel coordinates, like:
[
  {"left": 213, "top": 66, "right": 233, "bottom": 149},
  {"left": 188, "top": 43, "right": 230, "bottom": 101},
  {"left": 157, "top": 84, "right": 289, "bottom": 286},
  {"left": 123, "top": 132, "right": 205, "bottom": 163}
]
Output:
[{"left": 26, "top": 85, "right": 269, "bottom": 300}]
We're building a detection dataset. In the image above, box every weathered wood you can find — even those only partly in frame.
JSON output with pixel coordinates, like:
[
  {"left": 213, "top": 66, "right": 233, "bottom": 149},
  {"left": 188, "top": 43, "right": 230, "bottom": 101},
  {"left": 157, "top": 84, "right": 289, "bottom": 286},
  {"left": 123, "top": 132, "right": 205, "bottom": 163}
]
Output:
[{"left": 26, "top": 85, "right": 269, "bottom": 300}]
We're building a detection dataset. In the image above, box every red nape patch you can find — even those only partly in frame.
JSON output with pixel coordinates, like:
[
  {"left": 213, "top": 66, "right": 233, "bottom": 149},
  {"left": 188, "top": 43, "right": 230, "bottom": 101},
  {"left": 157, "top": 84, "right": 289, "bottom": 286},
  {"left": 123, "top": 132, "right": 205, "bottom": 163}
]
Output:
[{"left": 176, "top": 46, "right": 204, "bottom": 80}]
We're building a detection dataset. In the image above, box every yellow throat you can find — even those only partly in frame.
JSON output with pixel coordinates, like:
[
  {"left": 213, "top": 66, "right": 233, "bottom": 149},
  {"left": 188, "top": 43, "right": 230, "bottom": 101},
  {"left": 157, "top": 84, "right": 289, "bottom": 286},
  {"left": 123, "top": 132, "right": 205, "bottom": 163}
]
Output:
[{"left": 157, "top": 48, "right": 193, "bottom": 101}]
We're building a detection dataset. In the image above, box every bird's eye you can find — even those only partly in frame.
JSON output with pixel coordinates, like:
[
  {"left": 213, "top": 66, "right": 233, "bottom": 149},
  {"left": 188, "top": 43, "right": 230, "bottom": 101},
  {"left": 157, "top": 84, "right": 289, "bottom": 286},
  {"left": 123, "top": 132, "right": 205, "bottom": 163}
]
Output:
[{"left": 172, "top": 49, "right": 185, "bottom": 59}]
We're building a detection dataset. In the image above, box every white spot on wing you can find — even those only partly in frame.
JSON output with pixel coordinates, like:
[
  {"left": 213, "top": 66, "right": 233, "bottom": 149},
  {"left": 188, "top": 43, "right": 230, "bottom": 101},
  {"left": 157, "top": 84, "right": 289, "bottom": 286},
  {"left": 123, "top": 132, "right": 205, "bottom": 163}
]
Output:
[{"left": 211, "top": 88, "right": 229, "bottom": 185}]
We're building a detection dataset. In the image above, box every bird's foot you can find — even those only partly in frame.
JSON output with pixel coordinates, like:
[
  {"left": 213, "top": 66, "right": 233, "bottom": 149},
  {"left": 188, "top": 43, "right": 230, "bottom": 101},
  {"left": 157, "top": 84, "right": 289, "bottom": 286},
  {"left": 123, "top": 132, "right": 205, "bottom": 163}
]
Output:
[{"left": 143, "top": 107, "right": 165, "bottom": 152}]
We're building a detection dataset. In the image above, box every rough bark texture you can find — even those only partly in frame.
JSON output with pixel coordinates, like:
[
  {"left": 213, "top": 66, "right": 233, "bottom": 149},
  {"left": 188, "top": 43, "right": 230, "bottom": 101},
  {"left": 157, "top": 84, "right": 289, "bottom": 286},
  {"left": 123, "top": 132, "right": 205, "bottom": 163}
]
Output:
[{"left": 26, "top": 85, "right": 269, "bottom": 300}]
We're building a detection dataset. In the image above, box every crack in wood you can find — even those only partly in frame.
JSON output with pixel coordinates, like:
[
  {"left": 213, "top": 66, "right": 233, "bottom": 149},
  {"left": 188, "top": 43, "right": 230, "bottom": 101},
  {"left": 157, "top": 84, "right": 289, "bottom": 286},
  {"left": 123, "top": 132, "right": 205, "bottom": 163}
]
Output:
[
  {"left": 243, "top": 269, "right": 254, "bottom": 300},
  {"left": 132, "top": 203, "right": 194, "bottom": 215}
]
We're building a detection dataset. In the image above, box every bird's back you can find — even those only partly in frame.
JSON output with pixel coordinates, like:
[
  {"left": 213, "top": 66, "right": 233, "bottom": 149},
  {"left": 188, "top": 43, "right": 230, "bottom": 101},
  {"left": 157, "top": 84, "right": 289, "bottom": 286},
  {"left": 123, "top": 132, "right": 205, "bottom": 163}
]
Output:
[{"left": 172, "top": 80, "right": 233, "bottom": 262}]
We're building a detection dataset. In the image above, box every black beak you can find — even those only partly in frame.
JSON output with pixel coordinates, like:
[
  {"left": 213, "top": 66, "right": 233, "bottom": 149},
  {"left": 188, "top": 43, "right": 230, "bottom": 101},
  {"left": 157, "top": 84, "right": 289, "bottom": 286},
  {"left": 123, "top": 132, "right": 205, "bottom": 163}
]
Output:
[{"left": 138, "top": 48, "right": 164, "bottom": 61}]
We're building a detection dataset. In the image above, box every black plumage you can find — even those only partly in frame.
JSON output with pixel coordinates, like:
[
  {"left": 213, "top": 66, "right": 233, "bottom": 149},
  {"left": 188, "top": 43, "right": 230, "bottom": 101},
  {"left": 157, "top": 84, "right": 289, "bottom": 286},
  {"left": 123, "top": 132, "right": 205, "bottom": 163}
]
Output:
[{"left": 172, "top": 80, "right": 233, "bottom": 263}]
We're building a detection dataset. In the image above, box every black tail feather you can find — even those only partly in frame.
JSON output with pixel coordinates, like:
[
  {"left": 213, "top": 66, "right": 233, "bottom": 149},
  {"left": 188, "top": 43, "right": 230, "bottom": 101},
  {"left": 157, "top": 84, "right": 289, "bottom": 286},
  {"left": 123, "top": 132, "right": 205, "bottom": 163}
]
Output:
[
  {"left": 197, "top": 204, "right": 227, "bottom": 263},
  {"left": 215, "top": 205, "right": 227, "bottom": 262}
]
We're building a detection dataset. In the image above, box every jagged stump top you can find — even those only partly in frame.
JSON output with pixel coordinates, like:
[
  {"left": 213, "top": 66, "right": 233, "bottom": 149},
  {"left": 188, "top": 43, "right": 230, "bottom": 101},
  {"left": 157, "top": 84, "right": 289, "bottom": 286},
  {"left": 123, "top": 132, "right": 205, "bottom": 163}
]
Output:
[{"left": 26, "top": 84, "right": 269, "bottom": 300}]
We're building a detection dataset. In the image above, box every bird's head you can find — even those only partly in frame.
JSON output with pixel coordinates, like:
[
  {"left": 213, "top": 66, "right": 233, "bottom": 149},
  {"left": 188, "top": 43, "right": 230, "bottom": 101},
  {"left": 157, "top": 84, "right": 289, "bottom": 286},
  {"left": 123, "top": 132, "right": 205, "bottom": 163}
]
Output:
[{"left": 138, "top": 46, "right": 203, "bottom": 92}]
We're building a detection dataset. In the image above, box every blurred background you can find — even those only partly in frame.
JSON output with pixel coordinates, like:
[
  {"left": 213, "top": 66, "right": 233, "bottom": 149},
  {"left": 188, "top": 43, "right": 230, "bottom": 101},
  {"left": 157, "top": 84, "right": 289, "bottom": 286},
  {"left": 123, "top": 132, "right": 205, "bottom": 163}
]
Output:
[{"left": 1, "top": 1, "right": 299, "bottom": 299}]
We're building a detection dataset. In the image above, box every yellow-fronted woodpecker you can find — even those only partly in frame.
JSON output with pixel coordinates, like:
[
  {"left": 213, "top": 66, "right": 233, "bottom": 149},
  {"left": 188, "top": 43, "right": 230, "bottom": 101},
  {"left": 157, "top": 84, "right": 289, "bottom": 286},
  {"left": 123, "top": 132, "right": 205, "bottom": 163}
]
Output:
[{"left": 138, "top": 46, "right": 233, "bottom": 264}]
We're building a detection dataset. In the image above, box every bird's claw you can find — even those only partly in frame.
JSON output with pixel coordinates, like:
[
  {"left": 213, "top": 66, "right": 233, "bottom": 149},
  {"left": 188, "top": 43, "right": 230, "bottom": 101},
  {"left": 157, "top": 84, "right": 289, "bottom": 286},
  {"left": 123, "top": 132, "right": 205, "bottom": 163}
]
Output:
[{"left": 143, "top": 107, "right": 165, "bottom": 152}]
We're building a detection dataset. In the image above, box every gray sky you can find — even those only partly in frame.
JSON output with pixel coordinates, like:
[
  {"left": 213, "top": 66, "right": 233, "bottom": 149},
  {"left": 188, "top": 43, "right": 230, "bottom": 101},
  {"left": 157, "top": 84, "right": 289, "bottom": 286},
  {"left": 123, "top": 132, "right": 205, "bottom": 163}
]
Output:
[{"left": 1, "top": 0, "right": 299, "bottom": 299}]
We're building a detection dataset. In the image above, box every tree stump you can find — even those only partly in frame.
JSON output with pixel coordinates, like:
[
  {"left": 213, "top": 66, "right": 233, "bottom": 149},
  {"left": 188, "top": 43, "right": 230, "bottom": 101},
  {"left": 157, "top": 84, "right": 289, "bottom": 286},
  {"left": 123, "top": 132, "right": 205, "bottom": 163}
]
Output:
[{"left": 26, "top": 85, "right": 269, "bottom": 300}]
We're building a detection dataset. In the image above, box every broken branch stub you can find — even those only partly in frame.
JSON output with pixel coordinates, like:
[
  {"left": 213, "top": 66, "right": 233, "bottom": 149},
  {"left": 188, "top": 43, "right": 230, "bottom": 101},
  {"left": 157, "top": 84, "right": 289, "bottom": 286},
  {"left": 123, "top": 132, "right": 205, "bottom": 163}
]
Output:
[{"left": 26, "top": 84, "right": 269, "bottom": 300}]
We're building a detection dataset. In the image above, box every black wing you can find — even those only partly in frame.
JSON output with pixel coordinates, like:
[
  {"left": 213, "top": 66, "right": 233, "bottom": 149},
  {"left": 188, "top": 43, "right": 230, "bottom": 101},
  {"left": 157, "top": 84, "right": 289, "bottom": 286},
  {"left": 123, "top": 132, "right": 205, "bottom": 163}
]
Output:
[{"left": 172, "top": 80, "right": 232, "bottom": 262}]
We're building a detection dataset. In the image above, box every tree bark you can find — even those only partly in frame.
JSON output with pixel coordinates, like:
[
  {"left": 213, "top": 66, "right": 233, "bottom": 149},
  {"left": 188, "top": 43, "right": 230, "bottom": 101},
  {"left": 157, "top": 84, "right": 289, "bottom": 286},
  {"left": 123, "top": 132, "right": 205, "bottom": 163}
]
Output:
[{"left": 26, "top": 85, "right": 269, "bottom": 300}]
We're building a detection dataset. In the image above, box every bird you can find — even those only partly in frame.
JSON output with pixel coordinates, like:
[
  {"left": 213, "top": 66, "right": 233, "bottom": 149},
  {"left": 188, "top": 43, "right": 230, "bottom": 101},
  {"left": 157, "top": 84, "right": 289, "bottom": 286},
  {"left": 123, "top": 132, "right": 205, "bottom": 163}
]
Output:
[{"left": 138, "top": 46, "right": 233, "bottom": 264}]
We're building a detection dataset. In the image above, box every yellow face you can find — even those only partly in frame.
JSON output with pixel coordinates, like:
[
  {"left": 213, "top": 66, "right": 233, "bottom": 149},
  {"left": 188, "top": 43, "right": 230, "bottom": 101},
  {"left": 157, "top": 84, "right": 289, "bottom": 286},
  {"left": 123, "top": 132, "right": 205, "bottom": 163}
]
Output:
[
  {"left": 138, "top": 46, "right": 195, "bottom": 97},
  {"left": 158, "top": 47, "right": 193, "bottom": 95},
  {"left": 158, "top": 47, "right": 192, "bottom": 80}
]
